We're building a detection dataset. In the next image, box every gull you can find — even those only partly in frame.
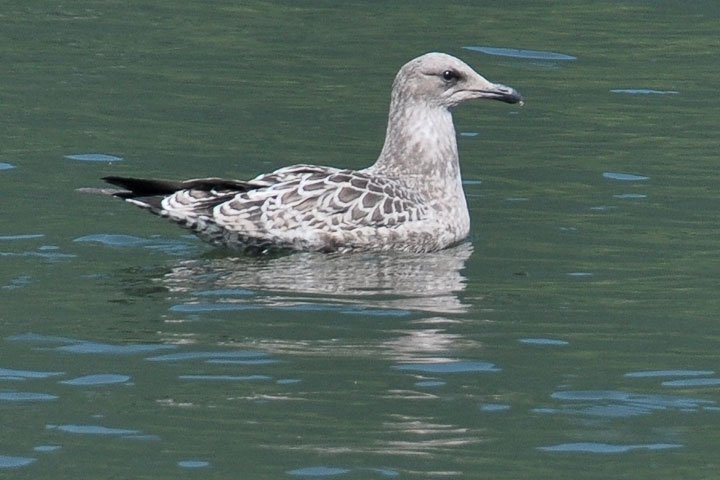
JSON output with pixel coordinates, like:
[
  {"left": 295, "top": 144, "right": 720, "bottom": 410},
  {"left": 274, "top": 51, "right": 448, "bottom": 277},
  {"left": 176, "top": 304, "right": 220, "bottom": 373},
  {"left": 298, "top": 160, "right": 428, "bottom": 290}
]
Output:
[{"left": 102, "top": 52, "right": 522, "bottom": 253}]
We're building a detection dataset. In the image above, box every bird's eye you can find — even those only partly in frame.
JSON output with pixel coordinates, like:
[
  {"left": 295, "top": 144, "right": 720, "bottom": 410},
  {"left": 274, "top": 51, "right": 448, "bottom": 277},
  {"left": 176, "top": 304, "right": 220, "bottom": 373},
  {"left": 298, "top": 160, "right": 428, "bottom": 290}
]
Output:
[{"left": 442, "top": 70, "right": 459, "bottom": 81}]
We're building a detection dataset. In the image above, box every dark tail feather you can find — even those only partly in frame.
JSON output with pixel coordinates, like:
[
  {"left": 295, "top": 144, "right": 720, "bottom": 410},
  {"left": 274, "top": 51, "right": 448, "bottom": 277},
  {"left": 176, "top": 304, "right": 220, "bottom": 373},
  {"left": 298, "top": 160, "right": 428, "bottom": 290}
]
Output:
[
  {"left": 101, "top": 176, "right": 255, "bottom": 213},
  {"left": 103, "top": 176, "right": 189, "bottom": 196},
  {"left": 103, "top": 176, "right": 257, "bottom": 196}
]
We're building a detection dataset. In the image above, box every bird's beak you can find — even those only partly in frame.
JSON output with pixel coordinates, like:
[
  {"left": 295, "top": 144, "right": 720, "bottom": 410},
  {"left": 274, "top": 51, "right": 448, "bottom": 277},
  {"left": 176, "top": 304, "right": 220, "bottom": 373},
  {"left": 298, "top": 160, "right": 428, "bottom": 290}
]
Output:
[
  {"left": 478, "top": 82, "right": 523, "bottom": 105},
  {"left": 468, "top": 73, "right": 524, "bottom": 105}
]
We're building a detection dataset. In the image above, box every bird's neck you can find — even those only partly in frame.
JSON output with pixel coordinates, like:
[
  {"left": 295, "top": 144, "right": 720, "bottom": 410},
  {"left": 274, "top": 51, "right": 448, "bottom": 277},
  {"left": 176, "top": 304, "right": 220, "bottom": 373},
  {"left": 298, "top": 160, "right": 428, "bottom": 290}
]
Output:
[{"left": 370, "top": 101, "right": 462, "bottom": 195}]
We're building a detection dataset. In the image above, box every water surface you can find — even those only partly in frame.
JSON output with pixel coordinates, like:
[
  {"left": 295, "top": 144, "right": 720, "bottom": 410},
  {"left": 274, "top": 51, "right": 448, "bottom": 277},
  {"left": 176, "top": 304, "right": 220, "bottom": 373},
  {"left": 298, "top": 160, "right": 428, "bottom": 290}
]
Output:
[{"left": 1, "top": 1, "right": 719, "bottom": 479}]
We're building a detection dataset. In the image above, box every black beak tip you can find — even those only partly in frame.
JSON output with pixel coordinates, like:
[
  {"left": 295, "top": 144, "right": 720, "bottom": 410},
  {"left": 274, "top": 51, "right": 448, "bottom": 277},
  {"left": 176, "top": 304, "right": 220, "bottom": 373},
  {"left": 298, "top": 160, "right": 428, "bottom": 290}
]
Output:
[{"left": 501, "top": 88, "right": 523, "bottom": 105}]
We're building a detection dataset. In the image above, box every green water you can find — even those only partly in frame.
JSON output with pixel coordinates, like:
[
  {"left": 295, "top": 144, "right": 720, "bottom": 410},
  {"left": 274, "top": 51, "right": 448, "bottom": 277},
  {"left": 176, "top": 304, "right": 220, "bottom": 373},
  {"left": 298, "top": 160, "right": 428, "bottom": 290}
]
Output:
[{"left": 2, "top": 1, "right": 720, "bottom": 478}]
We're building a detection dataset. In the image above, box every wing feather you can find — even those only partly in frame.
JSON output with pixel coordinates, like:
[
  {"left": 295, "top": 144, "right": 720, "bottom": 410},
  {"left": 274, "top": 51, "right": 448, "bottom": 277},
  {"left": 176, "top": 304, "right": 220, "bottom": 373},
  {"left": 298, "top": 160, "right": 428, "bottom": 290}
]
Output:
[{"left": 103, "top": 165, "right": 428, "bottom": 252}]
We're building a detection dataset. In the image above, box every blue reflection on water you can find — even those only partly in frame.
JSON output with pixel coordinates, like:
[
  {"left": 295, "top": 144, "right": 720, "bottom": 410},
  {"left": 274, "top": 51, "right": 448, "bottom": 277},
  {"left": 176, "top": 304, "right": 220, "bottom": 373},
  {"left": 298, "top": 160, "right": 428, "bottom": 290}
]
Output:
[
  {"left": 463, "top": 46, "right": 577, "bottom": 61},
  {"left": 169, "top": 303, "right": 261, "bottom": 313},
  {"left": 613, "top": 193, "right": 647, "bottom": 199},
  {"left": 64, "top": 153, "right": 123, "bottom": 162},
  {"left": 74, "top": 234, "right": 198, "bottom": 256},
  {"left": 0, "top": 234, "right": 44, "bottom": 241},
  {"left": 552, "top": 390, "right": 712, "bottom": 406},
  {"left": 287, "top": 466, "right": 351, "bottom": 477},
  {"left": 366, "top": 468, "right": 400, "bottom": 477},
  {"left": 75, "top": 234, "right": 150, "bottom": 247},
  {"left": 0, "top": 455, "right": 36, "bottom": 468},
  {"left": 603, "top": 172, "right": 649, "bottom": 181},
  {"left": 6, "top": 334, "right": 175, "bottom": 359},
  {"left": 47, "top": 424, "right": 140, "bottom": 435},
  {"left": 415, "top": 380, "right": 446, "bottom": 388},
  {"left": 277, "top": 378, "right": 301, "bottom": 385},
  {"left": 519, "top": 338, "right": 569, "bottom": 346},
  {"left": 57, "top": 342, "right": 177, "bottom": 355},
  {"left": 278, "top": 304, "right": 411, "bottom": 317},
  {"left": 538, "top": 442, "right": 682, "bottom": 453},
  {"left": 178, "top": 460, "right": 210, "bottom": 468},
  {"left": 610, "top": 89, "right": 678, "bottom": 95},
  {"left": 625, "top": 370, "right": 715, "bottom": 378},
  {"left": 206, "top": 358, "right": 279, "bottom": 365},
  {"left": 0, "top": 250, "right": 76, "bottom": 260},
  {"left": 61, "top": 374, "right": 131, "bottom": 386},
  {"left": 147, "top": 350, "right": 268, "bottom": 362},
  {"left": 7, "top": 333, "right": 80, "bottom": 344},
  {"left": 1, "top": 275, "right": 33, "bottom": 291},
  {"left": 178, "top": 374, "right": 271, "bottom": 382},
  {"left": 170, "top": 302, "right": 410, "bottom": 317},
  {"left": 33, "top": 445, "right": 61, "bottom": 453},
  {"left": 393, "top": 361, "right": 500, "bottom": 373},
  {"left": 46, "top": 424, "right": 156, "bottom": 440},
  {"left": 662, "top": 378, "right": 720, "bottom": 388},
  {"left": 287, "top": 466, "right": 399, "bottom": 477},
  {"left": 479, "top": 403, "right": 512, "bottom": 412},
  {"left": 0, "top": 392, "right": 58, "bottom": 402},
  {"left": 195, "top": 288, "right": 255, "bottom": 297},
  {"left": 537, "top": 390, "right": 716, "bottom": 418},
  {"left": 0, "top": 367, "right": 64, "bottom": 380}
]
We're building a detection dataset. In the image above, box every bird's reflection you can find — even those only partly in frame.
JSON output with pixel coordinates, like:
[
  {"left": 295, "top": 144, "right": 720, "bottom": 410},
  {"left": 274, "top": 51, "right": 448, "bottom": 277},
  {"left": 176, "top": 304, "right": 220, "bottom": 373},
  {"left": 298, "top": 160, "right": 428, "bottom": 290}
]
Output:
[{"left": 162, "top": 242, "right": 473, "bottom": 314}]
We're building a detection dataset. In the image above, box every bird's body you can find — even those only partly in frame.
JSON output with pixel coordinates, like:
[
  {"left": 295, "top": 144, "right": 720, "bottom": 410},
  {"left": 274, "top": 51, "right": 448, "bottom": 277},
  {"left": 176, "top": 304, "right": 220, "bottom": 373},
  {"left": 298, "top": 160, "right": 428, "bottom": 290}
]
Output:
[{"left": 103, "top": 52, "right": 522, "bottom": 254}]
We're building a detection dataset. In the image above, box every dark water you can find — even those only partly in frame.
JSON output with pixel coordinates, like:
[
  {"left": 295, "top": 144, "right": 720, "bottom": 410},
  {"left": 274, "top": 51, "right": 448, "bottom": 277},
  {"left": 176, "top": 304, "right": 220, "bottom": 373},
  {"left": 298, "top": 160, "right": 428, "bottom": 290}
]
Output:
[{"left": 2, "top": 1, "right": 720, "bottom": 478}]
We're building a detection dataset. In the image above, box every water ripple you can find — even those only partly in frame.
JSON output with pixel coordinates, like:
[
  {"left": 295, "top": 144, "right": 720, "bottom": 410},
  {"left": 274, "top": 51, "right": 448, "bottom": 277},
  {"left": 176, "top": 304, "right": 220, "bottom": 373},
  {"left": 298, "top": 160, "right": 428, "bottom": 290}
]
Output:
[
  {"left": 393, "top": 361, "right": 500, "bottom": 374},
  {"left": 172, "top": 302, "right": 410, "bottom": 317},
  {"left": 195, "top": 288, "right": 255, "bottom": 297},
  {"left": 178, "top": 460, "right": 210, "bottom": 469},
  {"left": 7, "top": 333, "right": 80, "bottom": 344},
  {"left": 178, "top": 374, "right": 271, "bottom": 382},
  {"left": 479, "top": 403, "right": 512, "bottom": 412},
  {"left": 0, "top": 367, "right": 64, "bottom": 380},
  {"left": 0, "top": 454, "right": 36, "bottom": 468},
  {"left": 538, "top": 389, "right": 716, "bottom": 418},
  {"left": 415, "top": 380, "right": 446, "bottom": 388},
  {"left": 74, "top": 234, "right": 198, "bottom": 256},
  {"left": 538, "top": 442, "right": 682, "bottom": 453},
  {"left": 46, "top": 424, "right": 143, "bottom": 436},
  {"left": 287, "top": 466, "right": 351, "bottom": 477},
  {"left": 205, "top": 358, "right": 280, "bottom": 365},
  {"left": 146, "top": 350, "right": 268, "bottom": 362},
  {"left": 0, "top": 234, "right": 44, "bottom": 241},
  {"left": 57, "top": 342, "right": 177, "bottom": 355},
  {"left": 1, "top": 275, "right": 33, "bottom": 291},
  {"left": 33, "top": 445, "right": 61, "bottom": 453},
  {"left": 625, "top": 370, "right": 715, "bottom": 378},
  {"left": 603, "top": 172, "right": 649, "bottom": 181},
  {"left": 169, "top": 303, "right": 261, "bottom": 313},
  {"left": 61, "top": 374, "right": 131, "bottom": 386},
  {"left": 283, "top": 468, "right": 397, "bottom": 478},
  {"left": 0, "top": 392, "right": 58, "bottom": 402},
  {"left": 518, "top": 338, "right": 569, "bottom": 346},
  {"left": 463, "top": 46, "right": 576, "bottom": 61},
  {"left": 613, "top": 193, "right": 647, "bottom": 199},
  {"left": 64, "top": 153, "right": 123, "bottom": 162},
  {"left": 662, "top": 378, "right": 720, "bottom": 388},
  {"left": 610, "top": 89, "right": 678, "bottom": 95},
  {"left": 0, "top": 250, "right": 76, "bottom": 260}
]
